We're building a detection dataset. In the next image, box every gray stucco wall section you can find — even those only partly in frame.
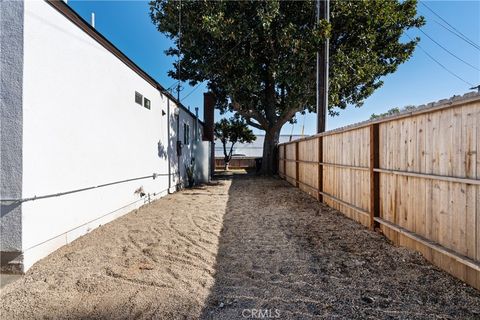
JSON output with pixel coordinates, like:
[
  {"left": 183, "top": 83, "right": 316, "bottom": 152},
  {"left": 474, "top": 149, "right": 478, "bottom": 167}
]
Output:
[{"left": 0, "top": 0, "right": 24, "bottom": 253}]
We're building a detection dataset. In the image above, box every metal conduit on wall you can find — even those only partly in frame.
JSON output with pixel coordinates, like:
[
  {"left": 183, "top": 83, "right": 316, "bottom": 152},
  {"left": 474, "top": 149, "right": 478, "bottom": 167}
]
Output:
[{"left": 0, "top": 173, "right": 175, "bottom": 204}]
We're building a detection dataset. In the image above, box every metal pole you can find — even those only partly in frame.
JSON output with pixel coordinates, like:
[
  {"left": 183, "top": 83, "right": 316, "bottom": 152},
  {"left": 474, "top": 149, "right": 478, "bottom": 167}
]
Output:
[
  {"left": 177, "top": 0, "right": 182, "bottom": 102},
  {"left": 167, "top": 99, "right": 172, "bottom": 192},
  {"left": 195, "top": 107, "right": 199, "bottom": 141},
  {"left": 316, "top": 0, "right": 329, "bottom": 133}
]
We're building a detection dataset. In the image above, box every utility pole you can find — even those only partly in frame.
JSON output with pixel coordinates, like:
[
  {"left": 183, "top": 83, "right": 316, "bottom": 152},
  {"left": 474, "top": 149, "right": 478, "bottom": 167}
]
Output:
[
  {"left": 316, "top": 0, "right": 329, "bottom": 133},
  {"left": 177, "top": 0, "right": 182, "bottom": 102}
]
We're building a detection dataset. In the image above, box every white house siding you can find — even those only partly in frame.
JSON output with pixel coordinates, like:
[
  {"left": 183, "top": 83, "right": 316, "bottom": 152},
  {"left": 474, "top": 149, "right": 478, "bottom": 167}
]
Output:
[
  {"left": 0, "top": 0, "right": 24, "bottom": 260},
  {"left": 169, "top": 103, "right": 208, "bottom": 189},
  {"left": 5, "top": 1, "right": 207, "bottom": 271}
]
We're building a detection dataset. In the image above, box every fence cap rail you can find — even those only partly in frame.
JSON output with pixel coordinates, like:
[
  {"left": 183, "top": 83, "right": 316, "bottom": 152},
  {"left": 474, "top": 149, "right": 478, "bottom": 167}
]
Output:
[{"left": 278, "top": 91, "right": 480, "bottom": 146}]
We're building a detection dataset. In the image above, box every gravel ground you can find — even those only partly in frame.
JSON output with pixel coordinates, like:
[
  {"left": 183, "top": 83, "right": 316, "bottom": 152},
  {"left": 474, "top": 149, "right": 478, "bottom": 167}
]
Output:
[{"left": 1, "top": 175, "right": 479, "bottom": 319}]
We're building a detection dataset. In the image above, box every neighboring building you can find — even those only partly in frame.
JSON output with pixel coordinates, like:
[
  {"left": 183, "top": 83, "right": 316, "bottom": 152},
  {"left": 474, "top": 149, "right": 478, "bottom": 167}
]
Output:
[
  {"left": 215, "top": 134, "right": 304, "bottom": 158},
  {"left": 0, "top": 1, "right": 211, "bottom": 272}
]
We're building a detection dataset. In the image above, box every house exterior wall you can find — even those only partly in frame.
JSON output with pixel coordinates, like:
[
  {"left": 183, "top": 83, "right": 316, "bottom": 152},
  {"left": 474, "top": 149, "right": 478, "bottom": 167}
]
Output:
[
  {"left": 168, "top": 103, "right": 205, "bottom": 190},
  {"left": 0, "top": 0, "right": 24, "bottom": 269},
  {"left": 0, "top": 0, "right": 206, "bottom": 272}
]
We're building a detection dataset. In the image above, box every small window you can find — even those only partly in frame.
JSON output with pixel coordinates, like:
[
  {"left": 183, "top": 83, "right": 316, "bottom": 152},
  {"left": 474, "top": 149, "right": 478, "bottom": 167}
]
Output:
[
  {"left": 144, "top": 97, "right": 151, "bottom": 110},
  {"left": 184, "top": 123, "right": 190, "bottom": 144},
  {"left": 135, "top": 91, "right": 143, "bottom": 105}
]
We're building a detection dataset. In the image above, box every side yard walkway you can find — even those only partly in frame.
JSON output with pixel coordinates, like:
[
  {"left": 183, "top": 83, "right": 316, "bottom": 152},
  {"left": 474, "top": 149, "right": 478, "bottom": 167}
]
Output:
[{"left": 1, "top": 176, "right": 479, "bottom": 319}]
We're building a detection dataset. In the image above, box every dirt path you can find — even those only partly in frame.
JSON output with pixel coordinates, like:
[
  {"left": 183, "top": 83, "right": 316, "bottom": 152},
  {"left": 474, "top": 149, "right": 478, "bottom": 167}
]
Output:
[{"left": 1, "top": 176, "right": 479, "bottom": 319}]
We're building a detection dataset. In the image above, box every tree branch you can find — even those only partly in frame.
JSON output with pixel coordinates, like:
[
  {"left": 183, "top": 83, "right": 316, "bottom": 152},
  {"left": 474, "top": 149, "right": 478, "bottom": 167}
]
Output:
[
  {"left": 231, "top": 100, "right": 269, "bottom": 129},
  {"left": 277, "top": 107, "right": 300, "bottom": 130},
  {"left": 245, "top": 118, "right": 263, "bottom": 130},
  {"left": 228, "top": 142, "right": 235, "bottom": 160},
  {"left": 222, "top": 139, "right": 228, "bottom": 159}
]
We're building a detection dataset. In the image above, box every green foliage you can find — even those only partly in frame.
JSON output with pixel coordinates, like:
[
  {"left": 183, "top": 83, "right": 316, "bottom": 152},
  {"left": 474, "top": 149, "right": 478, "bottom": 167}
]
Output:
[
  {"left": 370, "top": 105, "right": 416, "bottom": 119},
  {"left": 214, "top": 117, "right": 256, "bottom": 165},
  {"left": 150, "top": 0, "right": 424, "bottom": 173},
  {"left": 370, "top": 107, "right": 400, "bottom": 119}
]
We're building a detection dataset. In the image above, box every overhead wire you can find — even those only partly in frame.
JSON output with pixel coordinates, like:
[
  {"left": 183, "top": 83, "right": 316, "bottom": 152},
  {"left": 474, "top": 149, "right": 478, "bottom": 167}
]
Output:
[
  {"left": 406, "top": 34, "right": 474, "bottom": 87},
  {"left": 419, "top": 1, "right": 480, "bottom": 51},
  {"left": 417, "top": 28, "right": 480, "bottom": 71},
  {"left": 432, "top": 20, "right": 480, "bottom": 51}
]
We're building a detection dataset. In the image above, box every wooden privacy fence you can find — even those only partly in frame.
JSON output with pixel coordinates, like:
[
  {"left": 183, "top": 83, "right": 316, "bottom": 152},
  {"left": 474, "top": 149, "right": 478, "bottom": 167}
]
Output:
[
  {"left": 278, "top": 93, "right": 480, "bottom": 290},
  {"left": 215, "top": 157, "right": 258, "bottom": 169}
]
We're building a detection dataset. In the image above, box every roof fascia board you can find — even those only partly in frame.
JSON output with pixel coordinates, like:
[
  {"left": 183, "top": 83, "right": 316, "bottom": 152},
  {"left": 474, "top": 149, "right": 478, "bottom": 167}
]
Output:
[{"left": 44, "top": 0, "right": 203, "bottom": 125}]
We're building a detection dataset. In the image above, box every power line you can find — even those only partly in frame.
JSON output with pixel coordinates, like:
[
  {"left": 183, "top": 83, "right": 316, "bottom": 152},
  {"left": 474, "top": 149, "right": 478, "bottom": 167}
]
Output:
[
  {"left": 181, "top": 82, "right": 203, "bottom": 101},
  {"left": 166, "top": 81, "right": 178, "bottom": 91},
  {"left": 433, "top": 20, "right": 480, "bottom": 50},
  {"left": 420, "top": 1, "right": 480, "bottom": 51},
  {"left": 432, "top": 20, "right": 480, "bottom": 51},
  {"left": 417, "top": 28, "right": 480, "bottom": 71},
  {"left": 407, "top": 34, "right": 474, "bottom": 87}
]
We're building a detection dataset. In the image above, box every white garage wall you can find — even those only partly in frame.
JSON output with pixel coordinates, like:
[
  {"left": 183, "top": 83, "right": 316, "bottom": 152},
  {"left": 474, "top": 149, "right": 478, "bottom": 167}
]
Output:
[{"left": 19, "top": 1, "right": 206, "bottom": 271}]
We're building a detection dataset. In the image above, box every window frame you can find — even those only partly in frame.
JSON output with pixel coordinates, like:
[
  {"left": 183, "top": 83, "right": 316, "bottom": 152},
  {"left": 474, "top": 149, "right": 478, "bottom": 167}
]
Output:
[
  {"left": 183, "top": 123, "right": 190, "bottom": 145},
  {"left": 143, "top": 97, "right": 151, "bottom": 110},
  {"left": 135, "top": 91, "right": 143, "bottom": 105}
]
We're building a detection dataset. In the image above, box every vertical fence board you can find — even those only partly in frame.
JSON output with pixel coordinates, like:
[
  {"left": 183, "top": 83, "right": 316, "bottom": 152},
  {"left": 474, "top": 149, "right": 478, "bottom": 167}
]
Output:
[
  {"left": 295, "top": 141, "right": 299, "bottom": 188},
  {"left": 278, "top": 98, "right": 480, "bottom": 289},
  {"left": 318, "top": 137, "right": 323, "bottom": 202},
  {"left": 370, "top": 124, "right": 380, "bottom": 229}
]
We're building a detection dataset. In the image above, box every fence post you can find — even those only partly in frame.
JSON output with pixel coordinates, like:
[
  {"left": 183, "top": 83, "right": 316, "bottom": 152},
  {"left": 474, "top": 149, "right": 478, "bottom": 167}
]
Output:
[
  {"left": 295, "top": 141, "right": 300, "bottom": 187},
  {"left": 283, "top": 144, "right": 287, "bottom": 178},
  {"left": 318, "top": 136, "right": 323, "bottom": 202},
  {"left": 369, "top": 124, "right": 380, "bottom": 230}
]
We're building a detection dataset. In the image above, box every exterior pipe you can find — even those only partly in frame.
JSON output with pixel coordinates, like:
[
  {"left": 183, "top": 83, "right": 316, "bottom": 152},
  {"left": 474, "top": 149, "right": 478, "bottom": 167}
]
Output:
[
  {"left": 167, "top": 99, "right": 172, "bottom": 193},
  {"left": 195, "top": 107, "right": 199, "bottom": 141},
  {"left": 177, "top": 113, "right": 181, "bottom": 188},
  {"left": 0, "top": 173, "right": 168, "bottom": 204}
]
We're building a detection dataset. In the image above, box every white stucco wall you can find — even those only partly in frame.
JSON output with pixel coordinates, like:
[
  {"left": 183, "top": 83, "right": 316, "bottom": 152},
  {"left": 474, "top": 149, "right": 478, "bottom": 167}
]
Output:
[
  {"left": 194, "top": 141, "right": 211, "bottom": 184},
  {"left": 15, "top": 1, "right": 206, "bottom": 271},
  {"left": 1, "top": 0, "right": 24, "bottom": 257}
]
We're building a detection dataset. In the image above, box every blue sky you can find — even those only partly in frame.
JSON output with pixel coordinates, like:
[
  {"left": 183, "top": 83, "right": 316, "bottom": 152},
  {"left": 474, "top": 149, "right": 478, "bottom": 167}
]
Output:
[{"left": 68, "top": 0, "right": 479, "bottom": 135}]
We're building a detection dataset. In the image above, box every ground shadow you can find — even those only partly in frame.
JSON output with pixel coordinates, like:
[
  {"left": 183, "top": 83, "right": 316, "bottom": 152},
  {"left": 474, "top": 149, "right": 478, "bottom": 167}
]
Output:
[
  {"left": 200, "top": 175, "right": 480, "bottom": 319},
  {"left": 2, "top": 175, "right": 479, "bottom": 319}
]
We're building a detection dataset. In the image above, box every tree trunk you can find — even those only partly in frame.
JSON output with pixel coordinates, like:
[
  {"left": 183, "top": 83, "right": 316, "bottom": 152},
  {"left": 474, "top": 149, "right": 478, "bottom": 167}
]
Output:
[
  {"left": 260, "top": 127, "right": 281, "bottom": 175},
  {"left": 224, "top": 155, "right": 230, "bottom": 171}
]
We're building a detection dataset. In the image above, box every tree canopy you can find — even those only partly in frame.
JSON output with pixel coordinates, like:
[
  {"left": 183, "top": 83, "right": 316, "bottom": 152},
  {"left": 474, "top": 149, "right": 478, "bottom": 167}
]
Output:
[
  {"left": 370, "top": 105, "right": 416, "bottom": 119},
  {"left": 214, "top": 117, "right": 256, "bottom": 169},
  {"left": 150, "top": 0, "right": 424, "bottom": 174}
]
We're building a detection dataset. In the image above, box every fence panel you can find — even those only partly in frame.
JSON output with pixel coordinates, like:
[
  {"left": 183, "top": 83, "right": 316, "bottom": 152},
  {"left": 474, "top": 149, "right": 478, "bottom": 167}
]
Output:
[
  {"left": 278, "top": 145, "right": 285, "bottom": 176},
  {"left": 322, "top": 127, "right": 371, "bottom": 227},
  {"left": 278, "top": 94, "right": 480, "bottom": 290},
  {"left": 298, "top": 138, "right": 319, "bottom": 198},
  {"left": 285, "top": 143, "right": 297, "bottom": 186}
]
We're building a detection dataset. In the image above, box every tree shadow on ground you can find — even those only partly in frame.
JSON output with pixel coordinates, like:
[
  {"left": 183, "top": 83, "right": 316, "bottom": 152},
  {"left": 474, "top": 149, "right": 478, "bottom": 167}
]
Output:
[
  {"left": 2, "top": 175, "right": 479, "bottom": 319},
  {"left": 200, "top": 175, "right": 480, "bottom": 319}
]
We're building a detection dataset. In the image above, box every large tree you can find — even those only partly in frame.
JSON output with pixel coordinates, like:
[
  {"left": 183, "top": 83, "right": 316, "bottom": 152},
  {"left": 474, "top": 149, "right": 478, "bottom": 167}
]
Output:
[
  {"left": 150, "top": 0, "right": 424, "bottom": 174},
  {"left": 214, "top": 117, "right": 256, "bottom": 170}
]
